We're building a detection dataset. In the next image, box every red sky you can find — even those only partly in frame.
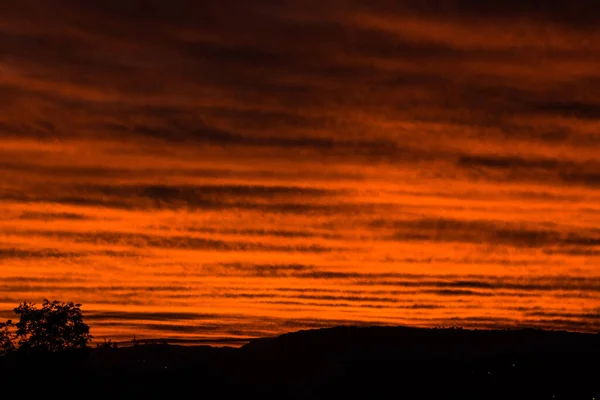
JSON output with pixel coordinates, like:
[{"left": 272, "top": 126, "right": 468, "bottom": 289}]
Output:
[{"left": 1, "top": 0, "right": 600, "bottom": 343}]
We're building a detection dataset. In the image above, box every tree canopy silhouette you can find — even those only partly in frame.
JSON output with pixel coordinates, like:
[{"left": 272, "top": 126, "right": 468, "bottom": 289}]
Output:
[
  {"left": 1, "top": 299, "right": 93, "bottom": 353},
  {"left": 0, "top": 320, "right": 15, "bottom": 356}
]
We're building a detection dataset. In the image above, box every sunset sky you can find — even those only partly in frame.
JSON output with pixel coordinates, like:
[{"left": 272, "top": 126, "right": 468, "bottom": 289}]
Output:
[{"left": 1, "top": 1, "right": 600, "bottom": 344}]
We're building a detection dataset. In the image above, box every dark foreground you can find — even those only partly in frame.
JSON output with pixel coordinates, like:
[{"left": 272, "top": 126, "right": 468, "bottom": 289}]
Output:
[{"left": 1, "top": 326, "right": 599, "bottom": 399}]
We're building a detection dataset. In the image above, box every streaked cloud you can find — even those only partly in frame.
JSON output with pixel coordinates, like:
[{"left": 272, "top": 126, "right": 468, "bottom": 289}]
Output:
[{"left": 1, "top": 0, "right": 599, "bottom": 342}]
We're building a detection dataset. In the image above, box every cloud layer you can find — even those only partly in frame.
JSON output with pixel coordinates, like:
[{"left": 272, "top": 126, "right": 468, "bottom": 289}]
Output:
[{"left": 1, "top": 0, "right": 599, "bottom": 342}]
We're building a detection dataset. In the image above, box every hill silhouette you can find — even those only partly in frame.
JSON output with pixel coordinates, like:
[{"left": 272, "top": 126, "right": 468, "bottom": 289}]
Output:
[{"left": 1, "top": 325, "right": 598, "bottom": 399}]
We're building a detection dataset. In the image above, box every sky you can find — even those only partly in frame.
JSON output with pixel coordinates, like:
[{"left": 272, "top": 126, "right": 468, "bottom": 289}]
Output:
[{"left": 1, "top": 0, "right": 600, "bottom": 344}]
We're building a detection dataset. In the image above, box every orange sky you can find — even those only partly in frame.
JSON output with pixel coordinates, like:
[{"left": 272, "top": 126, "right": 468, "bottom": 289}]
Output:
[{"left": 1, "top": 1, "right": 600, "bottom": 343}]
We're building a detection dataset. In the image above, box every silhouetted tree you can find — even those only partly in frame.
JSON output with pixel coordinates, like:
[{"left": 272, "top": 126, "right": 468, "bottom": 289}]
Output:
[
  {"left": 96, "top": 338, "right": 118, "bottom": 350},
  {"left": 0, "top": 320, "right": 15, "bottom": 356},
  {"left": 13, "top": 299, "right": 93, "bottom": 352}
]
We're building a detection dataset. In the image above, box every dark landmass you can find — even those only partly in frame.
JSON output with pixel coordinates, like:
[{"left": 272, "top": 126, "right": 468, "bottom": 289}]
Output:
[{"left": 1, "top": 326, "right": 599, "bottom": 399}]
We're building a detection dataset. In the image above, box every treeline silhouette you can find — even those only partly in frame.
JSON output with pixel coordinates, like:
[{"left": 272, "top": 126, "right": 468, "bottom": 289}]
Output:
[
  {"left": 0, "top": 299, "right": 92, "bottom": 355},
  {"left": 1, "top": 300, "right": 599, "bottom": 399}
]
